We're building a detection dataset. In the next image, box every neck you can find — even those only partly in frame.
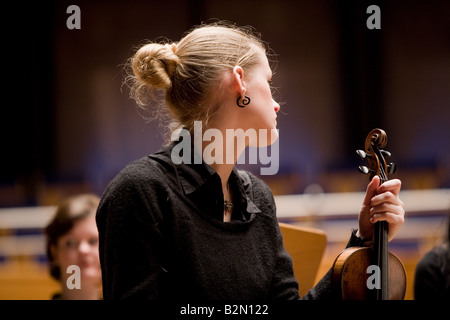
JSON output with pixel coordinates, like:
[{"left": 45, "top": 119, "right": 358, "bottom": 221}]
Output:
[
  {"left": 197, "top": 126, "right": 247, "bottom": 193},
  {"left": 211, "top": 162, "right": 235, "bottom": 197}
]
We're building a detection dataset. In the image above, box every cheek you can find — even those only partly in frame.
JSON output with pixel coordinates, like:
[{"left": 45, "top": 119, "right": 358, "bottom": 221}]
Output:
[
  {"left": 59, "top": 249, "right": 78, "bottom": 261},
  {"left": 55, "top": 250, "right": 78, "bottom": 274},
  {"left": 252, "top": 85, "right": 272, "bottom": 108}
]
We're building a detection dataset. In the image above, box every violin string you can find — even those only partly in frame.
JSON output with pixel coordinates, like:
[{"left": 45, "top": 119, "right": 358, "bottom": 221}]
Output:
[
  {"left": 375, "top": 147, "right": 388, "bottom": 183},
  {"left": 380, "top": 165, "right": 387, "bottom": 182}
]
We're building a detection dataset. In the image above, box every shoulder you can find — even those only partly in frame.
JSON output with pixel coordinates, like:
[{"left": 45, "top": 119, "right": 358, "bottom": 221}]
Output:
[
  {"left": 108, "top": 156, "right": 167, "bottom": 190},
  {"left": 97, "top": 155, "right": 175, "bottom": 225},
  {"left": 99, "top": 154, "right": 176, "bottom": 207},
  {"left": 417, "top": 244, "right": 449, "bottom": 273}
]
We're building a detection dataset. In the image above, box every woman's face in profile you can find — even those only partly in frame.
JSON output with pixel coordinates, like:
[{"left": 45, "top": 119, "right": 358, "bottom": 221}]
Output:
[{"left": 238, "top": 49, "right": 280, "bottom": 147}]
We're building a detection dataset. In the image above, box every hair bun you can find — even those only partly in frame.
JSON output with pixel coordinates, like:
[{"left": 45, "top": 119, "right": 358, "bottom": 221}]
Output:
[{"left": 131, "top": 42, "right": 180, "bottom": 89}]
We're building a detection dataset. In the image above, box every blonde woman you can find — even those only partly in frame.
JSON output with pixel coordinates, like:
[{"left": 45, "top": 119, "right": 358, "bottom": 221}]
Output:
[{"left": 96, "top": 21, "right": 405, "bottom": 300}]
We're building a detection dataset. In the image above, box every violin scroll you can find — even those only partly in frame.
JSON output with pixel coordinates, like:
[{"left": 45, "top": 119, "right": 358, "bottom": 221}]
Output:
[{"left": 356, "top": 128, "right": 396, "bottom": 182}]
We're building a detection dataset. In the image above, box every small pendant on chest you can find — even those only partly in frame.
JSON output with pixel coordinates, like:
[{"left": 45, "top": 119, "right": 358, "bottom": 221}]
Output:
[{"left": 224, "top": 199, "right": 233, "bottom": 211}]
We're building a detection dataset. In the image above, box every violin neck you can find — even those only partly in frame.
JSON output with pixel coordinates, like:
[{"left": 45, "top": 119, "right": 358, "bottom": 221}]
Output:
[
  {"left": 373, "top": 161, "right": 390, "bottom": 300},
  {"left": 373, "top": 220, "right": 389, "bottom": 299}
]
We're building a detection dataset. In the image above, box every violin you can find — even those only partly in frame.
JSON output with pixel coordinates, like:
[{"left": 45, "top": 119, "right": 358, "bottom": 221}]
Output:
[{"left": 331, "top": 128, "right": 407, "bottom": 300}]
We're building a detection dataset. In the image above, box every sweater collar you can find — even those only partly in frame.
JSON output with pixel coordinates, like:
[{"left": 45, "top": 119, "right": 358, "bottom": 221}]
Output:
[{"left": 151, "top": 141, "right": 262, "bottom": 220}]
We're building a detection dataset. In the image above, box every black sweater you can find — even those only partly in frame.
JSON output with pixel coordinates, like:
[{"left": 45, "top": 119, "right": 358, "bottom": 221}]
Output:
[
  {"left": 414, "top": 244, "right": 450, "bottom": 300},
  {"left": 96, "top": 142, "right": 358, "bottom": 300}
]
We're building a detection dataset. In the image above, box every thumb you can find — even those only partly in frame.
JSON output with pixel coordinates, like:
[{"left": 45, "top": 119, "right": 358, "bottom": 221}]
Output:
[{"left": 362, "top": 175, "right": 380, "bottom": 206}]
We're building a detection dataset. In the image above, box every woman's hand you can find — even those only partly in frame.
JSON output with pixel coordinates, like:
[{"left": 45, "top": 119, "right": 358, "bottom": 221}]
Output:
[{"left": 357, "top": 175, "right": 405, "bottom": 242}]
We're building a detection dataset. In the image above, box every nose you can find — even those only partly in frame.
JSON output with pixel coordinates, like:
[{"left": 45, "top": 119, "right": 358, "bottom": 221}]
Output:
[
  {"left": 273, "top": 99, "right": 280, "bottom": 113},
  {"left": 78, "top": 241, "right": 91, "bottom": 254}
]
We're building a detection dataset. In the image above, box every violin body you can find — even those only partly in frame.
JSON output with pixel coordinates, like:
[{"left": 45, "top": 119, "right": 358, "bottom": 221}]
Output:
[
  {"left": 331, "top": 128, "right": 407, "bottom": 300},
  {"left": 332, "top": 246, "right": 406, "bottom": 300}
]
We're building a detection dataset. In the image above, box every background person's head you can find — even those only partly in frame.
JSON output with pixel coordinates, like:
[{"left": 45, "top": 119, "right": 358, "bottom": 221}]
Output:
[{"left": 44, "top": 193, "right": 101, "bottom": 299}]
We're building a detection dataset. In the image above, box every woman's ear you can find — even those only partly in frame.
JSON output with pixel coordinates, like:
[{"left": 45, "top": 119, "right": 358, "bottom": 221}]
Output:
[{"left": 232, "top": 66, "right": 246, "bottom": 95}]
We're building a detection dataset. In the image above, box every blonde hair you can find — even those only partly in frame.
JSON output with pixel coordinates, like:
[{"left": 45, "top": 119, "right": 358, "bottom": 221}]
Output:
[{"left": 125, "top": 21, "right": 269, "bottom": 136}]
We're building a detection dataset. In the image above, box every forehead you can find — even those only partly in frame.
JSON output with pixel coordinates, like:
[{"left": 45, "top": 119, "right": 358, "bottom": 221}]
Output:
[
  {"left": 61, "top": 216, "right": 97, "bottom": 237},
  {"left": 255, "top": 49, "right": 272, "bottom": 76}
]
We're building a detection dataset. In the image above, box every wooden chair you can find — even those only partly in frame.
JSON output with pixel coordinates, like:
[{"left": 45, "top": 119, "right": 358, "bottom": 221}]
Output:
[
  {"left": 0, "top": 259, "right": 60, "bottom": 300},
  {"left": 278, "top": 222, "right": 327, "bottom": 297}
]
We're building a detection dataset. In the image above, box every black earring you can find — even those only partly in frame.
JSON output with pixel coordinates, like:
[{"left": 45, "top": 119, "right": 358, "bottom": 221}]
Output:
[{"left": 236, "top": 95, "right": 251, "bottom": 108}]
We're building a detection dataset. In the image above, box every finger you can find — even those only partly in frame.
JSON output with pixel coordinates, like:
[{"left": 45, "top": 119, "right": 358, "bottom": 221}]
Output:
[
  {"left": 370, "top": 208, "right": 405, "bottom": 225},
  {"left": 362, "top": 175, "right": 380, "bottom": 206},
  {"left": 376, "top": 178, "right": 402, "bottom": 196},
  {"left": 371, "top": 191, "right": 404, "bottom": 207},
  {"left": 370, "top": 202, "right": 405, "bottom": 219}
]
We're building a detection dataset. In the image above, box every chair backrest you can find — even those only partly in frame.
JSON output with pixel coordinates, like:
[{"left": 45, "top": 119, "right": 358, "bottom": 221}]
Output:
[{"left": 278, "top": 222, "right": 327, "bottom": 297}]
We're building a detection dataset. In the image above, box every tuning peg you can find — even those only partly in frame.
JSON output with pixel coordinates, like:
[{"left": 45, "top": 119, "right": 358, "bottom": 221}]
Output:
[
  {"left": 358, "top": 166, "right": 374, "bottom": 175},
  {"left": 380, "top": 150, "right": 391, "bottom": 158},
  {"left": 356, "top": 149, "right": 373, "bottom": 159},
  {"left": 387, "top": 162, "right": 397, "bottom": 174},
  {"left": 356, "top": 150, "right": 368, "bottom": 159}
]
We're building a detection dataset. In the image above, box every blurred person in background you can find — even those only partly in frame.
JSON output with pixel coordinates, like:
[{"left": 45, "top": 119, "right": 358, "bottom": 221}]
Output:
[
  {"left": 414, "top": 210, "right": 450, "bottom": 300},
  {"left": 44, "top": 193, "right": 102, "bottom": 300}
]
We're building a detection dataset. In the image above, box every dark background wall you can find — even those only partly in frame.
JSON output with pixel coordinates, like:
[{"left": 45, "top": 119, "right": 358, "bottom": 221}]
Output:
[{"left": 1, "top": 0, "right": 449, "bottom": 206}]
